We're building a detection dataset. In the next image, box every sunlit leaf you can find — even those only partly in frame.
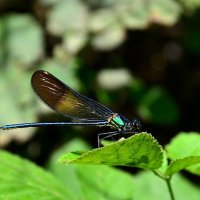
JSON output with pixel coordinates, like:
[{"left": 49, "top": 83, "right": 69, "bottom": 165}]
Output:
[
  {"left": 0, "top": 150, "right": 74, "bottom": 199},
  {"left": 48, "top": 138, "right": 136, "bottom": 200},
  {"left": 58, "top": 133, "right": 163, "bottom": 170},
  {"left": 165, "top": 132, "right": 200, "bottom": 176}
]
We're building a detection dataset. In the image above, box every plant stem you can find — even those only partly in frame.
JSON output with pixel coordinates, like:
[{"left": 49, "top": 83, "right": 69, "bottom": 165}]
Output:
[
  {"left": 166, "top": 178, "right": 175, "bottom": 200},
  {"left": 153, "top": 170, "right": 175, "bottom": 200}
]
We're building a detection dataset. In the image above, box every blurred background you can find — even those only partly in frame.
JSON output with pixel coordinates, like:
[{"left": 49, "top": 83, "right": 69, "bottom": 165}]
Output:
[{"left": 0, "top": 0, "right": 200, "bottom": 185}]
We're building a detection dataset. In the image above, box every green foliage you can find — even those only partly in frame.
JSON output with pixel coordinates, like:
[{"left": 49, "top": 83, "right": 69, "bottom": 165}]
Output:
[
  {"left": 48, "top": 139, "right": 136, "bottom": 200},
  {"left": 134, "top": 171, "right": 200, "bottom": 200},
  {"left": 166, "top": 132, "right": 200, "bottom": 176},
  {"left": 58, "top": 133, "right": 163, "bottom": 169},
  {"left": 0, "top": 150, "right": 74, "bottom": 200},
  {"left": 1, "top": 132, "right": 200, "bottom": 199}
]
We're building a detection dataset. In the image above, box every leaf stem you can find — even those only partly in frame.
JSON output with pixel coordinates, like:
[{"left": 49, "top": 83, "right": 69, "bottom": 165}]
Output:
[
  {"left": 153, "top": 170, "right": 175, "bottom": 200},
  {"left": 166, "top": 178, "right": 175, "bottom": 200}
]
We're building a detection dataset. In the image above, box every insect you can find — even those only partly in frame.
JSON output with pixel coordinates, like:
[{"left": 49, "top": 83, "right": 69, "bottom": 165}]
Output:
[{"left": 0, "top": 70, "right": 141, "bottom": 147}]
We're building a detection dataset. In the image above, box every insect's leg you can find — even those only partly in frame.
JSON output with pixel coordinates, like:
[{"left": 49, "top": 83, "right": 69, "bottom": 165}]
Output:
[{"left": 98, "top": 131, "right": 120, "bottom": 147}]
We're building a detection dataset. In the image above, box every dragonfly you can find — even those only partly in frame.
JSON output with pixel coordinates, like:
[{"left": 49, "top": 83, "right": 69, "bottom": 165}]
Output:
[{"left": 0, "top": 70, "right": 141, "bottom": 147}]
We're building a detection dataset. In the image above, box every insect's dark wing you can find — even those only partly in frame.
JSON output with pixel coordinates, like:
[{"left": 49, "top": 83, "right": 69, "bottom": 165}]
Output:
[{"left": 31, "top": 70, "right": 113, "bottom": 120}]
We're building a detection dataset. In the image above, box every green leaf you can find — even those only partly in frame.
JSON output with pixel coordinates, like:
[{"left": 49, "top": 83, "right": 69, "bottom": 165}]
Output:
[
  {"left": 166, "top": 157, "right": 200, "bottom": 176},
  {"left": 58, "top": 133, "right": 163, "bottom": 169},
  {"left": 157, "top": 150, "right": 169, "bottom": 174},
  {"left": 48, "top": 138, "right": 136, "bottom": 200},
  {"left": 165, "top": 132, "right": 200, "bottom": 176},
  {"left": 134, "top": 171, "right": 200, "bottom": 200},
  {"left": 0, "top": 150, "right": 74, "bottom": 200}
]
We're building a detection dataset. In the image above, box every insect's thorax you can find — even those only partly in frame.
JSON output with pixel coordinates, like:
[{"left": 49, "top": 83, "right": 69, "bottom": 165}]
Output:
[{"left": 108, "top": 113, "right": 141, "bottom": 131}]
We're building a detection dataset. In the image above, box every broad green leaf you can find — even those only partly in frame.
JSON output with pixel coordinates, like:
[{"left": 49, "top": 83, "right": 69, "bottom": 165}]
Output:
[
  {"left": 0, "top": 150, "right": 74, "bottom": 200},
  {"left": 134, "top": 171, "right": 200, "bottom": 200},
  {"left": 58, "top": 133, "right": 163, "bottom": 169},
  {"left": 165, "top": 132, "right": 200, "bottom": 176},
  {"left": 48, "top": 138, "right": 135, "bottom": 200}
]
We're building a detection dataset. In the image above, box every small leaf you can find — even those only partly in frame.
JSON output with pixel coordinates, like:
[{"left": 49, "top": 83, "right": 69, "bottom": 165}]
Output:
[
  {"left": 166, "top": 157, "right": 200, "bottom": 176},
  {"left": 165, "top": 132, "right": 200, "bottom": 176},
  {"left": 58, "top": 133, "right": 163, "bottom": 170},
  {"left": 0, "top": 150, "right": 74, "bottom": 199}
]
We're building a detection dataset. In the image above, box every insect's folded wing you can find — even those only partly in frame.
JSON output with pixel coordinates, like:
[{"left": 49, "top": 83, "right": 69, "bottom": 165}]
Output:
[{"left": 31, "top": 70, "right": 113, "bottom": 120}]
